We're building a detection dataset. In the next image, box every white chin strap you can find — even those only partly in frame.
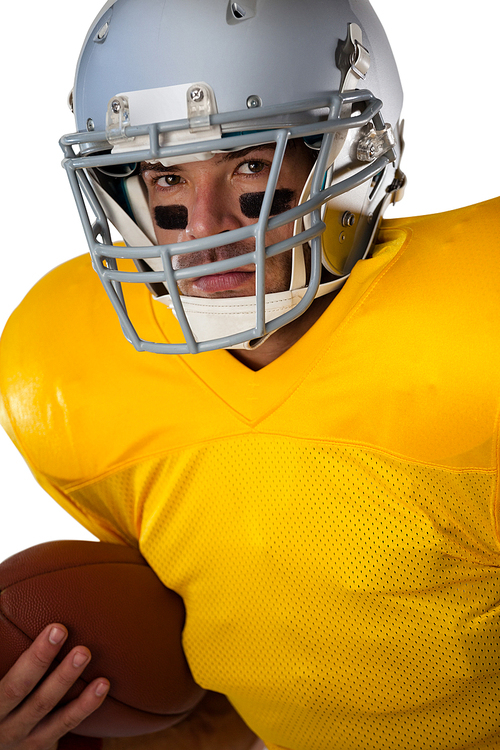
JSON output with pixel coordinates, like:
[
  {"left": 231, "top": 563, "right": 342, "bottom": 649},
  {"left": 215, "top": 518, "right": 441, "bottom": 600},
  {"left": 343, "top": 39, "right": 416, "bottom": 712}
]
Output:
[
  {"left": 154, "top": 289, "right": 307, "bottom": 350},
  {"left": 153, "top": 273, "right": 345, "bottom": 350}
]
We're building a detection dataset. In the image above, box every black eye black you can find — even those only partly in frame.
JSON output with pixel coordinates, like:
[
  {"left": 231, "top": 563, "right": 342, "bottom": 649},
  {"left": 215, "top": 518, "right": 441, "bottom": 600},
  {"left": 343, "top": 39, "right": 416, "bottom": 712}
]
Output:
[{"left": 154, "top": 204, "right": 188, "bottom": 230}]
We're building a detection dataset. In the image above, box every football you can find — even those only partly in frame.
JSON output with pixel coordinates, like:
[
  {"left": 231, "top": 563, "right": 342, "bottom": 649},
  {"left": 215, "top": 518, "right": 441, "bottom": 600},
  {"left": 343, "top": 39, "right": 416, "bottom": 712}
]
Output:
[{"left": 0, "top": 540, "right": 206, "bottom": 737}]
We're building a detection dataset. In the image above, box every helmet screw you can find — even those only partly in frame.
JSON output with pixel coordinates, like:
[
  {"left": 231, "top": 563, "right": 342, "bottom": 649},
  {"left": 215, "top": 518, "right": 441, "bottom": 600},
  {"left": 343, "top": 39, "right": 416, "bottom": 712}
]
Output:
[
  {"left": 339, "top": 232, "right": 346, "bottom": 243},
  {"left": 97, "top": 21, "right": 109, "bottom": 41},
  {"left": 246, "top": 95, "right": 262, "bottom": 109},
  {"left": 86, "top": 118, "right": 95, "bottom": 132},
  {"left": 341, "top": 211, "right": 356, "bottom": 227},
  {"left": 190, "top": 87, "right": 205, "bottom": 102},
  {"left": 111, "top": 99, "right": 121, "bottom": 113}
]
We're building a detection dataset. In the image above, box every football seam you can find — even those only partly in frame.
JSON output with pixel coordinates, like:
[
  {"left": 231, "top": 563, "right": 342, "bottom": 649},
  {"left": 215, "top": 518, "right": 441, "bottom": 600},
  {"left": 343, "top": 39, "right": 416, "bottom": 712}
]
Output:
[
  {"left": 0, "top": 559, "right": 148, "bottom": 591},
  {"left": 0, "top": 606, "right": 191, "bottom": 719}
]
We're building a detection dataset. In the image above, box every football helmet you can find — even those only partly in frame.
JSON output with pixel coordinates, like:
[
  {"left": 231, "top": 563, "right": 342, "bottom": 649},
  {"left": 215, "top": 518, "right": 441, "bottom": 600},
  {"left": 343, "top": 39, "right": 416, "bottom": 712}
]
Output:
[{"left": 62, "top": 0, "right": 405, "bottom": 354}]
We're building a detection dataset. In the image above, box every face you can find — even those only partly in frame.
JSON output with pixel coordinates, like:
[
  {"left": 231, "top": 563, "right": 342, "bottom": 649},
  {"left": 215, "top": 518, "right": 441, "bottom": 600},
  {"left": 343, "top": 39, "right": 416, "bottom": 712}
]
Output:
[{"left": 141, "top": 141, "right": 315, "bottom": 298}]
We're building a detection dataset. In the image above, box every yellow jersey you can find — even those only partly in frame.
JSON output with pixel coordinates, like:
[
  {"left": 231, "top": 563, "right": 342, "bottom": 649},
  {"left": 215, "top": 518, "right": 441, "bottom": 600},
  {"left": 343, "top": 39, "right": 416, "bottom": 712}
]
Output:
[{"left": 1, "top": 198, "right": 500, "bottom": 749}]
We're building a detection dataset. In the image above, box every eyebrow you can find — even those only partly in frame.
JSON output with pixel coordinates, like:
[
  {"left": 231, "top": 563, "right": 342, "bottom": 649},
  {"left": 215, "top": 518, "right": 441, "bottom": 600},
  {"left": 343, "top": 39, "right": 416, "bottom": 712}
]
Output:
[
  {"left": 140, "top": 144, "right": 277, "bottom": 174},
  {"left": 217, "top": 144, "right": 276, "bottom": 163}
]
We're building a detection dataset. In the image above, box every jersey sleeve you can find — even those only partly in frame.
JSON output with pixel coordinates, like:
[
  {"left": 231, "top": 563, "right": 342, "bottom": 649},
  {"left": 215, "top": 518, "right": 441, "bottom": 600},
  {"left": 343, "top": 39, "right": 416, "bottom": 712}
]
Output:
[
  {"left": 0, "top": 373, "right": 125, "bottom": 546},
  {"left": 0, "top": 262, "right": 133, "bottom": 547}
]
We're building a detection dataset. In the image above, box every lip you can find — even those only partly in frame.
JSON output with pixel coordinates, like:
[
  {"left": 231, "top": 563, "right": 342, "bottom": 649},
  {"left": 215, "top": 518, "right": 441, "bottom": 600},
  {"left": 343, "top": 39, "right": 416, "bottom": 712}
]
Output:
[{"left": 193, "top": 270, "right": 254, "bottom": 294}]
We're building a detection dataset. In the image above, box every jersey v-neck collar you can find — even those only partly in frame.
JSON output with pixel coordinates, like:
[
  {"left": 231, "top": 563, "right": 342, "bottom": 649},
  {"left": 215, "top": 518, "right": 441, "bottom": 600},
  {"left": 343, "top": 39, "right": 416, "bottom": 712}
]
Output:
[{"left": 147, "top": 227, "right": 409, "bottom": 425}]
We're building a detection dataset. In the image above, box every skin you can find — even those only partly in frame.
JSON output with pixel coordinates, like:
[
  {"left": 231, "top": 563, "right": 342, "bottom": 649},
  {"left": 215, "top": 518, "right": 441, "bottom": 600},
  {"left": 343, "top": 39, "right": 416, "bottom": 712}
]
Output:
[
  {"left": 0, "top": 623, "right": 109, "bottom": 749},
  {"left": 141, "top": 141, "right": 336, "bottom": 370}
]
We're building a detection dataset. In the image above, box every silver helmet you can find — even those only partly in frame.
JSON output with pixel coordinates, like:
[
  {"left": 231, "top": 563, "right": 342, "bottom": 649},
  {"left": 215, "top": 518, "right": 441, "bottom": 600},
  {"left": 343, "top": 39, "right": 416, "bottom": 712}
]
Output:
[{"left": 62, "top": 0, "right": 405, "bottom": 354}]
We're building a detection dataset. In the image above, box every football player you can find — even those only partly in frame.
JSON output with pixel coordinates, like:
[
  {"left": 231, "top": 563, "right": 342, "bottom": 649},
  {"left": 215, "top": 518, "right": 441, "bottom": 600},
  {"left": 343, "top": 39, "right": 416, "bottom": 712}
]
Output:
[{"left": 1, "top": 1, "right": 499, "bottom": 749}]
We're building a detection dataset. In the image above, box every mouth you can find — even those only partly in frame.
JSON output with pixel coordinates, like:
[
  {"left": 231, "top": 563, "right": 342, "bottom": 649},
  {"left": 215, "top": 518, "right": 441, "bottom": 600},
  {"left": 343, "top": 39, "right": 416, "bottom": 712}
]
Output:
[{"left": 192, "top": 270, "right": 255, "bottom": 294}]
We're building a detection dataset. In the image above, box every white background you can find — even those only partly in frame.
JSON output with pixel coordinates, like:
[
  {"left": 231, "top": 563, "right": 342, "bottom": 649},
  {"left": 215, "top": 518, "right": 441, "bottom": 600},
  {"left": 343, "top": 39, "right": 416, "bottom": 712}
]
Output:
[{"left": 1, "top": 1, "right": 499, "bottom": 561}]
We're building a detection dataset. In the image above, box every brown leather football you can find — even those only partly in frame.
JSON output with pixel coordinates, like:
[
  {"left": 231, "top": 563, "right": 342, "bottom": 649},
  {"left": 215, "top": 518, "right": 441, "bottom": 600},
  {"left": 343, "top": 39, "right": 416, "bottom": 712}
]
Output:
[{"left": 0, "top": 540, "right": 206, "bottom": 737}]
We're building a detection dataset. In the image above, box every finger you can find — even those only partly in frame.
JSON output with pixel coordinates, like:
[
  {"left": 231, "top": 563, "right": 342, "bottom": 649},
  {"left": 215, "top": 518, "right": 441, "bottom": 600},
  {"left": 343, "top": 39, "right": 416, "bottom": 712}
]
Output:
[
  {"left": 8, "top": 646, "right": 94, "bottom": 738},
  {"left": 0, "top": 623, "right": 68, "bottom": 721},
  {"left": 29, "top": 677, "right": 110, "bottom": 748}
]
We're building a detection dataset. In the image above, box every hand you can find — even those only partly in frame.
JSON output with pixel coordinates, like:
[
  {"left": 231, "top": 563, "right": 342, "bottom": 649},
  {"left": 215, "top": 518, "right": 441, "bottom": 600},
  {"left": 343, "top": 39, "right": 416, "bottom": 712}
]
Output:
[{"left": 0, "top": 623, "right": 109, "bottom": 750}]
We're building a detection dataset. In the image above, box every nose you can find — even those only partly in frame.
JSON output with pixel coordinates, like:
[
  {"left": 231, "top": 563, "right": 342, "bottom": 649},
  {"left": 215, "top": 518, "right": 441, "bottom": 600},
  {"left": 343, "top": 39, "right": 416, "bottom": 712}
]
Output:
[{"left": 185, "top": 176, "right": 242, "bottom": 240}]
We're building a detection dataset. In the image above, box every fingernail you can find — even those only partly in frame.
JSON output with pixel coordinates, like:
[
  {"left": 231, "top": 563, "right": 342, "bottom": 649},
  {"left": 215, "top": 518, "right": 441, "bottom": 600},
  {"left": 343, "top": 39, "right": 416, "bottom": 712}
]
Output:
[
  {"left": 49, "top": 627, "right": 66, "bottom": 645},
  {"left": 95, "top": 681, "right": 109, "bottom": 697},
  {"left": 73, "top": 651, "right": 90, "bottom": 668}
]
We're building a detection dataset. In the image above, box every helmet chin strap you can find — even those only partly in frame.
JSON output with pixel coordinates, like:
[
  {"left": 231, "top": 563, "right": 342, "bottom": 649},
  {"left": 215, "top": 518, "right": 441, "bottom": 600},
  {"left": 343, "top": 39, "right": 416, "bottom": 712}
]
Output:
[{"left": 154, "top": 288, "right": 309, "bottom": 350}]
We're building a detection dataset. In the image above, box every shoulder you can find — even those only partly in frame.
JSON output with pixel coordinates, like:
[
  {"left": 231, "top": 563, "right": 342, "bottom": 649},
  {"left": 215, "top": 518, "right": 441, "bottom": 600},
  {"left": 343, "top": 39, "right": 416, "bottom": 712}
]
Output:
[
  {"left": 0, "top": 256, "right": 128, "bottom": 411},
  {"left": 380, "top": 197, "right": 500, "bottom": 254},
  {"left": 375, "top": 198, "right": 500, "bottom": 289},
  {"left": 2, "top": 254, "right": 112, "bottom": 352},
  {"left": 0, "top": 253, "right": 166, "bottom": 369},
  {"left": 4, "top": 254, "right": 119, "bottom": 342},
  {"left": 0, "top": 255, "right": 170, "bottom": 482}
]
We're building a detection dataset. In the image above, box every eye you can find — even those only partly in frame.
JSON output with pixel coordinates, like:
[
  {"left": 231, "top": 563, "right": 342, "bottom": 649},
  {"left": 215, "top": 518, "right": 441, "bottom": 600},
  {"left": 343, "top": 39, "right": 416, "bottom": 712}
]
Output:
[
  {"left": 237, "top": 160, "right": 267, "bottom": 175},
  {"left": 156, "top": 174, "right": 182, "bottom": 187}
]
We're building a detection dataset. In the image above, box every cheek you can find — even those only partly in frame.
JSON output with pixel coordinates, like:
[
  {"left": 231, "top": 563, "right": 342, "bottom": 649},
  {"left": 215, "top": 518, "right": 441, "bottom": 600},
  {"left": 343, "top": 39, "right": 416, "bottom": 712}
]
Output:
[{"left": 265, "top": 251, "right": 293, "bottom": 293}]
